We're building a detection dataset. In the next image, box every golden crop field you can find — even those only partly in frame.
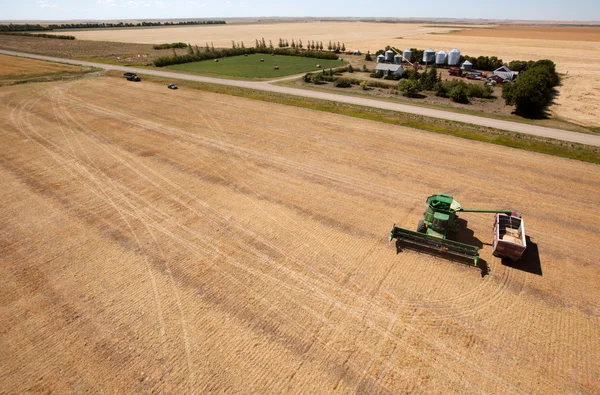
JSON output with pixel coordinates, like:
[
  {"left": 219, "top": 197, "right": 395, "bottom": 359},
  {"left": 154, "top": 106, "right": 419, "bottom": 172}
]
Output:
[
  {"left": 53, "top": 22, "right": 600, "bottom": 127},
  {"left": 1, "top": 74, "right": 598, "bottom": 393}
]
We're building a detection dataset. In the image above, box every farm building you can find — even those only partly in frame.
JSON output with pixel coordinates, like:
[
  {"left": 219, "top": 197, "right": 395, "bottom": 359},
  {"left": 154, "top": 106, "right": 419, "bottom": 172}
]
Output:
[
  {"left": 493, "top": 65, "right": 517, "bottom": 81},
  {"left": 461, "top": 60, "right": 473, "bottom": 71},
  {"left": 375, "top": 63, "right": 404, "bottom": 76}
]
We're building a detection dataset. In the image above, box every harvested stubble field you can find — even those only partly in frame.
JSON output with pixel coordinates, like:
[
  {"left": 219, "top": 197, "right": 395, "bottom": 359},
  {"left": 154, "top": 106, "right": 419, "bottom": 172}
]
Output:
[
  {"left": 0, "top": 34, "right": 188, "bottom": 65},
  {"left": 48, "top": 22, "right": 600, "bottom": 127},
  {"left": 0, "top": 74, "right": 599, "bottom": 393},
  {"left": 0, "top": 53, "right": 89, "bottom": 84}
]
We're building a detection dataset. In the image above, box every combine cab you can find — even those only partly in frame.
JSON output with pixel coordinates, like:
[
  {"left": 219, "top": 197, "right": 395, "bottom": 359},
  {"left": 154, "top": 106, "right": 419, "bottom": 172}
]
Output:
[{"left": 390, "top": 193, "right": 526, "bottom": 266}]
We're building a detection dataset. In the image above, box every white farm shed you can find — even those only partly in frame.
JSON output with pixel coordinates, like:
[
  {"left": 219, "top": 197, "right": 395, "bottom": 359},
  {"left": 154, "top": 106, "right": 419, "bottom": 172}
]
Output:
[{"left": 375, "top": 64, "right": 404, "bottom": 77}]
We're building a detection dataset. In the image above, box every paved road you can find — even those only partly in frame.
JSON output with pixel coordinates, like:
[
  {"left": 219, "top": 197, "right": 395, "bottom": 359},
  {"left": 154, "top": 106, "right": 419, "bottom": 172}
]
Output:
[{"left": 2, "top": 48, "right": 599, "bottom": 147}]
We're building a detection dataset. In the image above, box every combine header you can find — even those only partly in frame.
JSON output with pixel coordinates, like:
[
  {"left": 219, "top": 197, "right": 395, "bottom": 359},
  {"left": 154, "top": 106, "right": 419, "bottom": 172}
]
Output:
[{"left": 389, "top": 193, "right": 525, "bottom": 266}]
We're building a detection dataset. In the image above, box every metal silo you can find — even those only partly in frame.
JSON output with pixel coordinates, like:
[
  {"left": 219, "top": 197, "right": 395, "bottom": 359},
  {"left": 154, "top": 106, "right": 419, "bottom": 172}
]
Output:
[
  {"left": 393, "top": 54, "right": 401, "bottom": 64},
  {"left": 448, "top": 48, "right": 460, "bottom": 66},
  {"left": 461, "top": 60, "right": 473, "bottom": 71},
  {"left": 377, "top": 54, "right": 385, "bottom": 63},
  {"left": 402, "top": 48, "right": 412, "bottom": 63},
  {"left": 423, "top": 48, "right": 435, "bottom": 64},
  {"left": 385, "top": 49, "right": 395, "bottom": 63},
  {"left": 436, "top": 50, "right": 447, "bottom": 65}
]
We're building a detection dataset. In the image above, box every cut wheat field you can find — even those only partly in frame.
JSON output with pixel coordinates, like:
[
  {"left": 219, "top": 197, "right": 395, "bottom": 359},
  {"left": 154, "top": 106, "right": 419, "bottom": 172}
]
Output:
[{"left": 0, "top": 74, "right": 598, "bottom": 393}]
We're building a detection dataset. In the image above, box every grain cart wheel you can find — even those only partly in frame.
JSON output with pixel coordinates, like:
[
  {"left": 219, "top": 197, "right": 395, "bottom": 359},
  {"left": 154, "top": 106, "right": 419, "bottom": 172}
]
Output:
[{"left": 417, "top": 220, "right": 426, "bottom": 233}]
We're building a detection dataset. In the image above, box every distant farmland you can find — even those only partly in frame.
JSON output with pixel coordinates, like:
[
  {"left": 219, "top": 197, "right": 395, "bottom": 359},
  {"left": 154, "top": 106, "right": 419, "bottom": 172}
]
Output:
[{"left": 166, "top": 54, "right": 345, "bottom": 79}]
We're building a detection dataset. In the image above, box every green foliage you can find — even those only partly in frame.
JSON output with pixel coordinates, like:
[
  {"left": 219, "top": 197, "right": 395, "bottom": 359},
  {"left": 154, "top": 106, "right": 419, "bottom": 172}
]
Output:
[
  {"left": 369, "top": 70, "right": 384, "bottom": 79},
  {"left": 420, "top": 66, "right": 440, "bottom": 90},
  {"left": 502, "top": 59, "right": 559, "bottom": 118},
  {"left": 153, "top": 42, "right": 187, "bottom": 50},
  {"left": 459, "top": 55, "right": 504, "bottom": 71},
  {"left": 399, "top": 79, "right": 422, "bottom": 97},
  {"left": 508, "top": 60, "right": 534, "bottom": 73},
  {"left": 0, "top": 32, "right": 75, "bottom": 39},
  {"left": 333, "top": 78, "right": 353, "bottom": 88},
  {"left": 434, "top": 80, "right": 493, "bottom": 100},
  {"left": 0, "top": 23, "right": 52, "bottom": 31},
  {"left": 449, "top": 83, "right": 470, "bottom": 104},
  {"left": 365, "top": 53, "right": 372, "bottom": 61},
  {"left": 347, "top": 64, "right": 353, "bottom": 73},
  {"left": 360, "top": 81, "right": 369, "bottom": 90}
]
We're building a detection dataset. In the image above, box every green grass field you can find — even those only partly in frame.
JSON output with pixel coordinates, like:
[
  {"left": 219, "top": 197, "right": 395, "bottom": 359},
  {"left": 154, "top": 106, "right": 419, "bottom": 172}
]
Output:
[{"left": 166, "top": 54, "right": 345, "bottom": 79}]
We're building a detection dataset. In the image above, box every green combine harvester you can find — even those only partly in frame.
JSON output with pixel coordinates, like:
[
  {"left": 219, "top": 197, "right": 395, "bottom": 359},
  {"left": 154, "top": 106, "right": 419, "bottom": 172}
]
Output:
[{"left": 389, "top": 193, "right": 515, "bottom": 266}]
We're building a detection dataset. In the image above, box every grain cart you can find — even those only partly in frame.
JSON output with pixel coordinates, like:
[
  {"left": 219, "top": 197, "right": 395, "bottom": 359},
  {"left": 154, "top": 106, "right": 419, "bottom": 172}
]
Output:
[
  {"left": 492, "top": 213, "right": 527, "bottom": 260},
  {"left": 389, "top": 193, "right": 525, "bottom": 266}
]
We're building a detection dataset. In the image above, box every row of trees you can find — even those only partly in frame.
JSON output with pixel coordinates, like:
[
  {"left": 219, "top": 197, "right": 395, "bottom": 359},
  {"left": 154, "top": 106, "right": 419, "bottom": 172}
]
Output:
[
  {"left": 152, "top": 42, "right": 188, "bottom": 50},
  {"left": 502, "top": 60, "right": 560, "bottom": 118},
  {"left": 154, "top": 40, "right": 339, "bottom": 67},
  {"left": 0, "top": 24, "right": 51, "bottom": 31},
  {"left": 47, "top": 21, "right": 225, "bottom": 29},
  {"left": 459, "top": 55, "right": 504, "bottom": 71},
  {"left": 274, "top": 38, "right": 347, "bottom": 52},
  {"left": 0, "top": 32, "right": 75, "bottom": 39},
  {"left": 0, "top": 21, "right": 225, "bottom": 32}
]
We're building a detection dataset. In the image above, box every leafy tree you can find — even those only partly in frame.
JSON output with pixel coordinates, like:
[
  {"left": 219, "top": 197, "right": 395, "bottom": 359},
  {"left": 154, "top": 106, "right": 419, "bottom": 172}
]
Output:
[
  {"left": 231, "top": 40, "right": 236, "bottom": 49},
  {"left": 347, "top": 64, "right": 354, "bottom": 73},
  {"left": 365, "top": 52, "right": 372, "bottom": 61},
  {"left": 269, "top": 40, "right": 274, "bottom": 50},
  {"left": 399, "top": 79, "right": 422, "bottom": 97},
  {"left": 333, "top": 78, "right": 352, "bottom": 88},
  {"left": 449, "top": 83, "right": 470, "bottom": 104},
  {"left": 278, "top": 38, "right": 283, "bottom": 48},
  {"left": 328, "top": 41, "right": 332, "bottom": 51},
  {"left": 285, "top": 39, "right": 289, "bottom": 47},
  {"left": 502, "top": 59, "right": 559, "bottom": 118},
  {"left": 341, "top": 43, "right": 346, "bottom": 52},
  {"left": 211, "top": 42, "right": 215, "bottom": 52},
  {"left": 298, "top": 39, "right": 303, "bottom": 49},
  {"left": 291, "top": 39, "right": 296, "bottom": 48},
  {"left": 421, "top": 66, "right": 439, "bottom": 90}
]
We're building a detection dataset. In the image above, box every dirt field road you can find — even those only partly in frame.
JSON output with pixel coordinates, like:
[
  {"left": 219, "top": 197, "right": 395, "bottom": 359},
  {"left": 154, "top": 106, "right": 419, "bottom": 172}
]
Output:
[
  {"left": 1, "top": 49, "right": 598, "bottom": 147},
  {"left": 1, "top": 75, "right": 598, "bottom": 393}
]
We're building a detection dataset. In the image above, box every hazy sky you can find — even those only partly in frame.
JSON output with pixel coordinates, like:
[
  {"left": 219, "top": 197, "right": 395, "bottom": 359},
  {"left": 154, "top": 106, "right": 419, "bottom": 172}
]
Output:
[{"left": 1, "top": 0, "right": 599, "bottom": 21}]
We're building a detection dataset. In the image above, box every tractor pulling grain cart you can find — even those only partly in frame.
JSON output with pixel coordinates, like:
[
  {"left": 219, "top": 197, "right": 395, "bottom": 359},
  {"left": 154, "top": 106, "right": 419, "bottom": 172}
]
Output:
[{"left": 389, "top": 193, "right": 526, "bottom": 266}]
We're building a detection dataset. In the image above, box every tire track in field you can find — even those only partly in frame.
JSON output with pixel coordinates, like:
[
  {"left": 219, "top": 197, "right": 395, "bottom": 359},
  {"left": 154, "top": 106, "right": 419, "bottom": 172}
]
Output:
[
  {"left": 23, "top": 87, "right": 404, "bottom": 390},
  {"left": 14, "top": 93, "right": 197, "bottom": 391},
  {"left": 11, "top": 83, "right": 528, "bottom": 392}
]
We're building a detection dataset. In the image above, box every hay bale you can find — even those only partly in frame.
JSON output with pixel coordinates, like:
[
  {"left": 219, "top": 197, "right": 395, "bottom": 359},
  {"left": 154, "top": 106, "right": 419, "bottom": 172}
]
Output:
[
  {"left": 274, "top": 66, "right": 279, "bottom": 70},
  {"left": 260, "top": 59, "right": 264, "bottom": 62}
]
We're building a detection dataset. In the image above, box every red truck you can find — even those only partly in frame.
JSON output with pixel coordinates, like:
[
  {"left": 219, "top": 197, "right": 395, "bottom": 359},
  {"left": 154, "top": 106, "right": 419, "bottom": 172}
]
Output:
[{"left": 448, "top": 67, "right": 462, "bottom": 76}]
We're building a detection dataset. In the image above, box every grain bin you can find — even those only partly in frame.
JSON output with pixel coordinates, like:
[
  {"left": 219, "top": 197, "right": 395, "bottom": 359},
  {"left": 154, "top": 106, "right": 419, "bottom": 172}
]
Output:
[
  {"left": 423, "top": 48, "right": 435, "bottom": 64},
  {"left": 436, "top": 50, "right": 447, "bottom": 65},
  {"left": 377, "top": 54, "right": 385, "bottom": 63},
  {"left": 461, "top": 60, "right": 473, "bottom": 71},
  {"left": 448, "top": 48, "right": 461, "bottom": 66},
  {"left": 385, "top": 49, "right": 395, "bottom": 63},
  {"left": 394, "top": 54, "right": 402, "bottom": 64},
  {"left": 402, "top": 48, "right": 412, "bottom": 62}
]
